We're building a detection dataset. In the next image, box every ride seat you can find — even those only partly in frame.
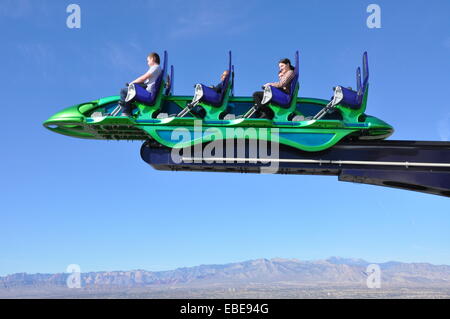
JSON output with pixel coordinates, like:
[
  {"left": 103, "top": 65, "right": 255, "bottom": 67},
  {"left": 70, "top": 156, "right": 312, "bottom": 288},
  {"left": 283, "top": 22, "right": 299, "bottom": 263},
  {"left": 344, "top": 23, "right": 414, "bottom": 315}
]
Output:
[
  {"left": 257, "top": 50, "right": 300, "bottom": 121},
  {"left": 126, "top": 51, "right": 169, "bottom": 107},
  {"left": 165, "top": 65, "right": 174, "bottom": 96},
  {"left": 126, "top": 72, "right": 164, "bottom": 106},
  {"left": 337, "top": 52, "right": 369, "bottom": 110},
  {"left": 195, "top": 64, "right": 232, "bottom": 107},
  {"left": 178, "top": 51, "right": 234, "bottom": 120},
  {"left": 267, "top": 71, "right": 299, "bottom": 108}
]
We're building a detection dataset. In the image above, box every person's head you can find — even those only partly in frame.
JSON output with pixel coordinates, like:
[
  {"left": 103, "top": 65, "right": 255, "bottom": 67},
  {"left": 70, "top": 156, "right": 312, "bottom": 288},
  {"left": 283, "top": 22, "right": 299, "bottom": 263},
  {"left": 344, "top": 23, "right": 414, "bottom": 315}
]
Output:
[
  {"left": 147, "top": 52, "right": 160, "bottom": 66},
  {"left": 220, "top": 70, "right": 229, "bottom": 82},
  {"left": 278, "top": 58, "right": 294, "bottom": 73}
]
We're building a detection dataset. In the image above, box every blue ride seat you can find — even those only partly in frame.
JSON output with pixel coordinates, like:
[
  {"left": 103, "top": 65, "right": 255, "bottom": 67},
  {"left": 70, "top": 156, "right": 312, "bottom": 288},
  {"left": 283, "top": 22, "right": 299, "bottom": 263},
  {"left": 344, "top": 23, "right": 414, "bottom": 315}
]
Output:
[
  {"left": 195, "top": 53, "right": 232, "bottom": 107},
  {"left": 254, "top": 51, "right": 299, "bottom": 121},
  {"left": 312, "top": 52, "right": 370, "bottom": 121},
  {"left": 197, "top": 83, "right": 225, "bottom": 107},
  {"left": 178, "top": 51, "right": 234, "bottom": 120},
  {"left": 267, "top": 70, "right": 300, "bottom": 108},
  {"left": 165, "top": 65, "right": 174, "bottom": 96},
  {"left": 337, "top": 52, "right": 369, "bottom": 110}
]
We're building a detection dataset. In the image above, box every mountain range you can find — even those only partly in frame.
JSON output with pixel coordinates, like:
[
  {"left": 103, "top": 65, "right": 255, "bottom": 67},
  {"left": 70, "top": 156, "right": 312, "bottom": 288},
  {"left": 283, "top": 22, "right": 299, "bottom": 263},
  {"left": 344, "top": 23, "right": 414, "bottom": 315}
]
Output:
[{"left": 2, "top": 257, "right": 450, "bottom": 289}]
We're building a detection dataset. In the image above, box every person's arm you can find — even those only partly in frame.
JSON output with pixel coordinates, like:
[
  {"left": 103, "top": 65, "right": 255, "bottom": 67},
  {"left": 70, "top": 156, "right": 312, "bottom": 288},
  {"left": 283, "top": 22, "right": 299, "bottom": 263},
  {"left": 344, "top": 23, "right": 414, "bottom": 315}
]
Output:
[
  {"left": 210, "top": 81, "right": 223, "bottom": 93},
  {"left": 264, "top": 70, "right": 295, "bottom": 88},
  {"left": 130, "top": 71, "right": 152, "bottom": 84},
  {"left": 130, "top": 66, "right": 159, "bottom": 84}
]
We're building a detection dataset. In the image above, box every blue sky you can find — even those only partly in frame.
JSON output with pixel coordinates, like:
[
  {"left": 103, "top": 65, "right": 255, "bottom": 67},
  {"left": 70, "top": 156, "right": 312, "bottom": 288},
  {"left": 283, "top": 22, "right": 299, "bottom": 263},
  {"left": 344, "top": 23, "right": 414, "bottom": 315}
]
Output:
[{"left": 0, "top": 0, "right": 449, "bottom": 276}]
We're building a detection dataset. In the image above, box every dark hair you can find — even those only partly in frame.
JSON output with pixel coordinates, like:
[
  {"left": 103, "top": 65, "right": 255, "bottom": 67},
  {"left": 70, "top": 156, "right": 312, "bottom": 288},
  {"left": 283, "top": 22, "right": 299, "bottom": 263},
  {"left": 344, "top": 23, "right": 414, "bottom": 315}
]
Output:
[
  {"left": 279, "top": 58, "right": 295, "bottom": 70},
  {"left": 148, "top": 52, "right": 160, "bottom": 64}
]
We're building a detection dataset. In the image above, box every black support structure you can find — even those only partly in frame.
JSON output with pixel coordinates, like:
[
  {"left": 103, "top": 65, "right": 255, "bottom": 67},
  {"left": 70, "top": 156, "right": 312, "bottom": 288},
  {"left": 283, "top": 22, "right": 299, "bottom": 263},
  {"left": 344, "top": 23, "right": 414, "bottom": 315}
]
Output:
[{"left": 140, "top": 140, "right": 450, "bottom": 198}]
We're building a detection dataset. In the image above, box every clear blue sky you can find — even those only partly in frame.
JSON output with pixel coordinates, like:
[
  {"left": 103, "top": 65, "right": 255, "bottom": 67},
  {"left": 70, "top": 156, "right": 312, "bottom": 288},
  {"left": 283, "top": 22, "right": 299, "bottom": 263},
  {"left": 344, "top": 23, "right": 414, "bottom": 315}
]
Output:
[{"left": 1, "top": 0, "right": 449, "bottom": 276}]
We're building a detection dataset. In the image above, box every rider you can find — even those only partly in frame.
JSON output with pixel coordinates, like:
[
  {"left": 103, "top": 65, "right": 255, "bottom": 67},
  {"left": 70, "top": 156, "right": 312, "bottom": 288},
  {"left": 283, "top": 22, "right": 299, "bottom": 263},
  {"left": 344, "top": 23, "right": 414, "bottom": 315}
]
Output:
[
  {"left": 118, "top": 52, "right": 162, "bottom": 116},
  {"left": 191, "top": 70, "right": 229, "bottom": 118},
  {"left": 252, "top": 58, "right": 295, "bottom": 119}
]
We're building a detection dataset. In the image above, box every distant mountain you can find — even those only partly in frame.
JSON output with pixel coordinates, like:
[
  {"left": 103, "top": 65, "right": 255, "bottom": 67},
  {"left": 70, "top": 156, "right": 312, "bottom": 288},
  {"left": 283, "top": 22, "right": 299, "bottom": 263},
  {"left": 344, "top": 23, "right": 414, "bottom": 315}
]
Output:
[
  {"left": 2, "top": 257, "right": 450, "bottom": 289},
  {"left": 326, "top": 256, "right": 369, "bottom": 267}
]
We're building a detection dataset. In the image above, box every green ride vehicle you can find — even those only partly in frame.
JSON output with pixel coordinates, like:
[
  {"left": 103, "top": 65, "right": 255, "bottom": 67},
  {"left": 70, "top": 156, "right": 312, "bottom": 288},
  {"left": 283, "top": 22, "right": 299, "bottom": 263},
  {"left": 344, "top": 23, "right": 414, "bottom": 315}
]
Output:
[{"left": 43, "top": 50, "right": 393, "bottom": 152}]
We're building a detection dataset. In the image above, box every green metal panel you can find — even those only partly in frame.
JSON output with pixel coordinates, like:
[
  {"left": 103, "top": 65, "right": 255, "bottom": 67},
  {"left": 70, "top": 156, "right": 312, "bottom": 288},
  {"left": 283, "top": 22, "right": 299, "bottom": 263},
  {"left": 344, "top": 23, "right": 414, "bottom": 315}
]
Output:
[{"left": 43, "top": 91, "right": 393, "bottom": 152}]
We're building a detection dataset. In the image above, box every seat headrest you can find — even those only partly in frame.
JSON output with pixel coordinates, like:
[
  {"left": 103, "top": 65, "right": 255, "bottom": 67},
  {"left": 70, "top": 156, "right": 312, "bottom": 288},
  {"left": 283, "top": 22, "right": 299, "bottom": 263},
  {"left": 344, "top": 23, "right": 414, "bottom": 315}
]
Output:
[
  {"left": 165, "top": 65, "right": 174, "bottom": 95},
  {"left": 289, "top": 73, "right": 299, "bottom": 95},
  {"left": 362, "top": 51, "right": 369, "bottom": 87},
  {"left": 219, "top": 66, "right": 232, "bottom": 100},
  {"left": 218, "top": 51, "right": 233, "bottom": 100},
  {"left": 288, "top": 50, "right": 300, "bottom": 96},
  {"left": 356, "top": 67, "right": 362, "bottom": 94}
]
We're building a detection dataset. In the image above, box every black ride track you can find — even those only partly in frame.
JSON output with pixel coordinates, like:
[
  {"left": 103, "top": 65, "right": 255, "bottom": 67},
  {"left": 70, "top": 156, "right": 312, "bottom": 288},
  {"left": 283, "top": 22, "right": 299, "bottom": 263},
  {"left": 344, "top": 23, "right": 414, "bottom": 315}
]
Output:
[{"left": 140, "top": 139, "right": 450, "bottom": 198}]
